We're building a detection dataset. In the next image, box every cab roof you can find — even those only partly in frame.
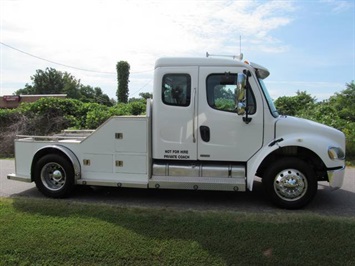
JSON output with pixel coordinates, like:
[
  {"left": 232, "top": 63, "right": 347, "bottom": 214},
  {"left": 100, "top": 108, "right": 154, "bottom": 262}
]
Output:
[
  {"left": 155, "top": 57, "right": 270, "bottom": 79},
  {"left": 155, "top": 57, "right": 245, "bottom": 68}
]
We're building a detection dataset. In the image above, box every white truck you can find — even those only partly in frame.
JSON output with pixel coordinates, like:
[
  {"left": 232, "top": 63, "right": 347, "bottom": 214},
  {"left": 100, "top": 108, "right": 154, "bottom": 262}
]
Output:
[{"left": 8, "top": 56, "right": 346, "bottom": 209}]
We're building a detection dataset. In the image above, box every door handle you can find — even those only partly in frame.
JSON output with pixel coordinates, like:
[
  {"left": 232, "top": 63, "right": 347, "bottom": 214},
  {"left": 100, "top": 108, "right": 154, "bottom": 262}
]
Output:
[{"left": 200, "top": 126, "right": 210, "bottom": 142}]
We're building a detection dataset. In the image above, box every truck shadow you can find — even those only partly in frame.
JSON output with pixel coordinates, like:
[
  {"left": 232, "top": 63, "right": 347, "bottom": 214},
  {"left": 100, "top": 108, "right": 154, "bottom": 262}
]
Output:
[{"left": 11, "top": 180, "right": 355, "bottom": 216}]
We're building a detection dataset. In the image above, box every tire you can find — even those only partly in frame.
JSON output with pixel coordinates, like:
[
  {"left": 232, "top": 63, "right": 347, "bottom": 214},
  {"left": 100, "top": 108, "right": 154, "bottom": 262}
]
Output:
[
  {"left": 34, "top": 154, "right": 75, "bottom": 198},
  {"left": 262, "top": 157, "right": 317, "bottom": 209}
]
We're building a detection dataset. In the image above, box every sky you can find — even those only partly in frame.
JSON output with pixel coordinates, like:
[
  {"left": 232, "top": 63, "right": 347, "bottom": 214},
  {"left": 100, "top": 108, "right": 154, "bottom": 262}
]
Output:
[{"left": 0, "top": 0, "right": 354, "bottom": 101}]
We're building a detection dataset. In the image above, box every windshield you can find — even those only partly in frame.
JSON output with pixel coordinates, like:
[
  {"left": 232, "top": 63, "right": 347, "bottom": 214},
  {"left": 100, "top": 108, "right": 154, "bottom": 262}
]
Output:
[{"left": 258, "top": 78, "right": 279, "bottom": 117}]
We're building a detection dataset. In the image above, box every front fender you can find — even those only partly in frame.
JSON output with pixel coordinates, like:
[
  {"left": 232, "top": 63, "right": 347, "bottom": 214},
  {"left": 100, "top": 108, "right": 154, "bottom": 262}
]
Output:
[
  {"left": 278, "top": 134, "right": 344, "bottom": 169},
  {"left": 275, "top": 116, "right": 345, "bottom": 169},
  {"left": 247, "top": 143, "right": 279, "bottom": 191},
  {"left": 247, "top": 134, "right": 345, "bottom": 191}
]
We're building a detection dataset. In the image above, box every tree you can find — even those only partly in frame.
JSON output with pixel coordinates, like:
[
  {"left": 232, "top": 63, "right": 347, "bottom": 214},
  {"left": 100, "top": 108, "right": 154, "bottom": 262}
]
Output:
[
  {"left": 62, "top": 72, "right": 81, "bottom": 99},
  {"left": 15, "top": 67, "right": 112, "bottom": 106},
  {"left": 139, "top": 92, "right": 153, "bottom": 99},
  {"left": 274, "top": 90, "right": 315, "bottom": 116},
  {"left": 94, "top": 87, "right": 113, "bottom": 106},
  {"left": 274, "top": 84, "right": 355, "bottom": 158},
  {"left": 79, "top": 85, "right": 96, "bottom": 102},
  {"left": 116, "top": 61, "right": 130, "bottom": 103},
  {"left": 15, "top": 83, "right": 36, "bottom": 95},
  {"left": 129, "top": 92, "right": 152, "bottom": 103},
  {"left": 329, "top": 81, "right": 355, "bottom": 122},
  {"left": 15, "top": 68, "right": 80, "bottom": 96},
  {"left": 16, "top": 68, "right": 68, "bottom": 95}
]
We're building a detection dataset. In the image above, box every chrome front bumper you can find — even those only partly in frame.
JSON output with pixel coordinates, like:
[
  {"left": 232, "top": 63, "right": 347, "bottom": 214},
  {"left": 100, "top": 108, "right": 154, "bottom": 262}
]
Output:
[{"left": 327, "top": 166, "right": 345, "bottom": 190}]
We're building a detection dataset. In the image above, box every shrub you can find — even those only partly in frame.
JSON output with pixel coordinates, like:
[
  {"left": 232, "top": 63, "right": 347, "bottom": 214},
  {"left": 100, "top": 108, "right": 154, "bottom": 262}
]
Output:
[
  {"left": 85, "top": 108, "right": 111, "bottom": 129},
  {"left": 128, "top": 100, "right": 146, "bottom": 115}
]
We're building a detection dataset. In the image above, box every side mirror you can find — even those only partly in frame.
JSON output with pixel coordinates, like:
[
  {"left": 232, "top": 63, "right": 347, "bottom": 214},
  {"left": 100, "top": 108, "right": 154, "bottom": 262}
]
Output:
[
  {"left": 236, "top": 73, "right": 247, "bottom": 115},
  {"left": 237, "top": 73, "right": 246, "bottom": 89}
]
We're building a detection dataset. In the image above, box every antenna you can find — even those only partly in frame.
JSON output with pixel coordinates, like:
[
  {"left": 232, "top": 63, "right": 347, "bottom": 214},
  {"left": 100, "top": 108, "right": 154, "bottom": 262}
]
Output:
[{"left": 240, "top": 35, "right": 242, "bottom": 55}]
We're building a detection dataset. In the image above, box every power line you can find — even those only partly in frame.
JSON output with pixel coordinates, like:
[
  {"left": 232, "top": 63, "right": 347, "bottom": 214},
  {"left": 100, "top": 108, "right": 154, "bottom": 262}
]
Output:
[
  {"left": 0, "top": 41, "right": 153, "bottom": 75},
  {"left": 0, "top": 41, "right": 116, "bottom": 74},
  {"left": 130, "top": 79, "right": 153, "bottom": 97}
]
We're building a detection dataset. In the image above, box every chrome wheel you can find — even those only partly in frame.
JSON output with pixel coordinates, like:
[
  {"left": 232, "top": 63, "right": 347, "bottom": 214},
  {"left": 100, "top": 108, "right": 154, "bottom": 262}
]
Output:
[
  {"left": 273, "top": 168, "right": 308, "bottom": 202},
  {"left": 34, "top": 154, "right": 75, "bottom": 198},
  {"left": 40, "top": 162, "right": 67, "bottom": 191},
  {"left": 263, "top": 158, "right": 317, "bottom": 209}
]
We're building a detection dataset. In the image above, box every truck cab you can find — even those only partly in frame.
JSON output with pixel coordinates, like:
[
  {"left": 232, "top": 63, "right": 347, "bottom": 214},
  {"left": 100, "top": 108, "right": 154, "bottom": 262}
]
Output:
[{"left": 8, "top": 56, "right": 346, "bottom": 209}]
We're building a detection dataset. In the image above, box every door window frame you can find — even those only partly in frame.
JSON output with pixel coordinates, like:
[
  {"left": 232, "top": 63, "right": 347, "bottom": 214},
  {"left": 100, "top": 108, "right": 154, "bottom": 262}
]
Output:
[
  {"left": 206, "top": 73, "right": 256, "bottom": 115},
  {"left": 162, "top": 73, "right": 191, "bottom": 107}
]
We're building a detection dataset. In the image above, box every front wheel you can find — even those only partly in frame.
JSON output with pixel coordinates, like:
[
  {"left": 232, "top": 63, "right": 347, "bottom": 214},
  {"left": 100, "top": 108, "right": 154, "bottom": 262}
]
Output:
[
  {"left": 34, "top": 154, "right": 75, "bottom": 198},
  {"left": 262, "top": 157, "right": 317, "bottom": 209}
]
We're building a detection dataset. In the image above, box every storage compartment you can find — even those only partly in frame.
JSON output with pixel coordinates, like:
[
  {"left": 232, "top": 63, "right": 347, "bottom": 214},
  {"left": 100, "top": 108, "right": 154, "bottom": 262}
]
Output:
[
  {"left": 114, "top": 120, "right": 147, "bottom": 153},
  {"left": 115, "top": 154, "right": 147, "bottom": 174},
  {"left": 82, "top": 154, "right": 113, "bottom": 173}
]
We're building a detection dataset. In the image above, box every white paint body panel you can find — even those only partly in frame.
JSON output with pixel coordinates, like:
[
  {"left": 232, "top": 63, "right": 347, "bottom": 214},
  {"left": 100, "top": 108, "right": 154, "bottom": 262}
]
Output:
[
  {"left": 197, "top": 67, "right": 264, "bottom": 161},
  {"left": 8, "top": 57, "right": 346, "bottom": 194},
  {"left": 12, "top": 116, "right": 151, "bottom": 187},
  {"left": 152, "top": 66, "right": 198, "bottom": 160}
]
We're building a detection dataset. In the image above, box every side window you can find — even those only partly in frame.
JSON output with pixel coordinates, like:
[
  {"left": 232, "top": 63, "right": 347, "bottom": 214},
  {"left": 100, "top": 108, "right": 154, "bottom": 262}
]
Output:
[
  {"left": 162, "top": 74, "right": 191, "bottom": 107},
  {"left": 206, "top": 73, "right": 256, "bottom": 114}
]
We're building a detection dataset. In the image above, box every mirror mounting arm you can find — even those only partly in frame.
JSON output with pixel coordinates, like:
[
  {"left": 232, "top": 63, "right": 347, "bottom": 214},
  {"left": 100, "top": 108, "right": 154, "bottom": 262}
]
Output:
[
  {"left": 243, "top": 117, "right": 252, "bottom": 124},
  {"left": 243, "top": 70, "right": 252, "bottom": 124}
]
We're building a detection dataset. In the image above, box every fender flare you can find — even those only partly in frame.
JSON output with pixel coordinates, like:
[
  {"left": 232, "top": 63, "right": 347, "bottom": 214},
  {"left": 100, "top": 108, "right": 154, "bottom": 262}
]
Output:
[
  {"left": 31, "top": 145, "right": 81, "bottom": 181},
  {"left": 247, "top": 135, "right": 333, "bottom": 191},
  {"left": 247, "top": 144, "right": 279, "bottom": 191}
]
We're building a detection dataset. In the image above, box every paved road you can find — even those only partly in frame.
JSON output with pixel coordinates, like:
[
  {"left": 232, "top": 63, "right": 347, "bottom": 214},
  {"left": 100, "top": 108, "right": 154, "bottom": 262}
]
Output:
[{"left": 1, "top": 159, "right": 354, "bottom": 216}]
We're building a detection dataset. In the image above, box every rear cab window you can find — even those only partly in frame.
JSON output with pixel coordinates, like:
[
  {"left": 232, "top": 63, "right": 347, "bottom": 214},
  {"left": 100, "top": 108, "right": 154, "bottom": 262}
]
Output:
[{"left": 162, "top": 74, "right": 191, "bottom": 107}]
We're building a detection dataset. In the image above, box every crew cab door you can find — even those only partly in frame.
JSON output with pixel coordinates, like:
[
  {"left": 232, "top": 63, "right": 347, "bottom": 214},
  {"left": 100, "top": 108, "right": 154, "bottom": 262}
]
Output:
[
  {"left": 197, "top": 67, "right": 264, "bottom": 162},
  {"left": 152, "top": 66, "right": 198, "bottom": 160}
]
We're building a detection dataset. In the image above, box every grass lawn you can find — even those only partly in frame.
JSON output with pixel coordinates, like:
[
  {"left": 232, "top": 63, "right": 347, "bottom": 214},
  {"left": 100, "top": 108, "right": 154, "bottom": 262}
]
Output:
[
  {"left": 0, "top": 197, "right": 355, "bottom": 266},
  {"left": 346, "top": 158, "right": 355, "bottom": 167}
]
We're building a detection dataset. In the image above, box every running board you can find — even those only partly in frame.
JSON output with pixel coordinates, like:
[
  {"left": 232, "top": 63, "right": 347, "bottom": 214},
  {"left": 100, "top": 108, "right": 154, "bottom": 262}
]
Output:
[
  {"left": 149, "top": 176, "right": 246, "bottom": 192},
  {"left": 77, "top": 179, "right": 147, "bottom": 189}
]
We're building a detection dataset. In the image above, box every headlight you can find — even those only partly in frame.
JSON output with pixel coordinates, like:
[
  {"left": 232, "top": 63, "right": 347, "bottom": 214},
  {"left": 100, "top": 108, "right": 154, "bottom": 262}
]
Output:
[{"left": 328, "top": 147, "right": 345, "bottom": 160}]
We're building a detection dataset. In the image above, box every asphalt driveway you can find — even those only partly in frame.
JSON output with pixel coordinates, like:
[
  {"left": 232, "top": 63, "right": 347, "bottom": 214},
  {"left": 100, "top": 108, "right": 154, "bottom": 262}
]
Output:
[{"left": 1, "top": 159, "right": 354, "bottom": 216}]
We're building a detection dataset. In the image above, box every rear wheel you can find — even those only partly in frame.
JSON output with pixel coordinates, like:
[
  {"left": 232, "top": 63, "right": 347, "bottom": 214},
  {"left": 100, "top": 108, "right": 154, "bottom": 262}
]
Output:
[
  {"left": 262, "top": 157, "right": 317, "bottom": 209},
  {"left": 34, "top": 154, "right": 75, "bottom": 198}
]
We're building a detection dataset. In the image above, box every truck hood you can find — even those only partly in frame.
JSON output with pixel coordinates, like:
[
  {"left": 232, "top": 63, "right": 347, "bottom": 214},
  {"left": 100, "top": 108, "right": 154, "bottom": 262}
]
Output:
[{"left": 275, "top": 116, "right": 345, "bottom": 148}]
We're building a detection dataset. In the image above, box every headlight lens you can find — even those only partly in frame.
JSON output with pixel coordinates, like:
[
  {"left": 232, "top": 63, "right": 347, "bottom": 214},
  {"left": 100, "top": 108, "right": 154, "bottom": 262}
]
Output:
[{"left": 328, "top": 147, "right": 345, "bottom": 160}]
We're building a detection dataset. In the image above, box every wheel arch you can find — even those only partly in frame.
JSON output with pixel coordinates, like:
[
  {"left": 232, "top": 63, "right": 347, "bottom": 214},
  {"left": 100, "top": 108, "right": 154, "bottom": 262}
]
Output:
[
  {"left": 31, "top": 145, "right": 81, "bottom": 182},
  {"left": 256, "top": 146, "right": 327, "bottom": 181}
]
